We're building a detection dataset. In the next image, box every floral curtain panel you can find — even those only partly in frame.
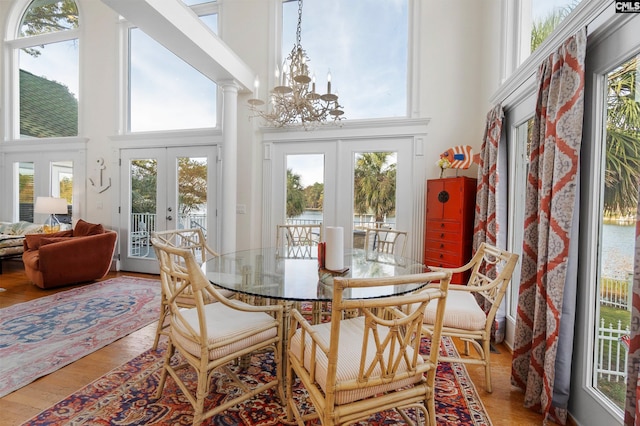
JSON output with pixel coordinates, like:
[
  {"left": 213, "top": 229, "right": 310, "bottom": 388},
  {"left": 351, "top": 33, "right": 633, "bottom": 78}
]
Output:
[
  {"left": 473, "top": 104, "right": 507, "bottom": 341},
  {"left": 511, "top": 27, "right": 587, "bottom": 425},
  {"left": 473, "top": 104, "right": 504, "bottom": 253},
  {"left": 624, "top": 186, "right": 640, "bottom": 426}
]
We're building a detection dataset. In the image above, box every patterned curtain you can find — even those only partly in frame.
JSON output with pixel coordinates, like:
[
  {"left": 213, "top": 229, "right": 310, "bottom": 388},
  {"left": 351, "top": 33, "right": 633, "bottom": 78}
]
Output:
[
  {"left": 473, "top": 104, "right": 504, "bottom": 252},
  {"left": 624, "top": 186, "right": 640, "bottom": 426},
  {"left": 511, "top": 28, "right": 587, "bottom": 425},
  {"left": 473, "top": 104, "right": 506, "bottom": 342}
]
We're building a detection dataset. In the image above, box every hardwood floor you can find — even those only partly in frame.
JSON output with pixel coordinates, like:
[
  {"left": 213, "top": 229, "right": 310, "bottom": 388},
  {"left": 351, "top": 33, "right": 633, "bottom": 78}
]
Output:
[{"left": 0, "top": 259, "right": 555, "bottom": 426}]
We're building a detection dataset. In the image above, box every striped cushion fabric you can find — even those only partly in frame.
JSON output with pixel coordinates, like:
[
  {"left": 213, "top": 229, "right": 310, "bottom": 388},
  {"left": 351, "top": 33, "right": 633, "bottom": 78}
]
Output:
[
  {"left": 289, "top": 317, "right": 424, "bottom": 405},
  {"left": 424, "top": 290, "right": 486, "bottom": 330},
  {"left": 171, "top": 302, "right": 277, "bottom": 360}
]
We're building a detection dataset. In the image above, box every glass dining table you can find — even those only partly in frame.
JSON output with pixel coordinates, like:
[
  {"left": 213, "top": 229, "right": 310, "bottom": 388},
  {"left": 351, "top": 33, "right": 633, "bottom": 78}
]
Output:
[
  {"left": 201, "top": 247, "right": 430, "bottom": 380},
  {"left": 201, "top": 247, "right": 429, "bottom": 305}
]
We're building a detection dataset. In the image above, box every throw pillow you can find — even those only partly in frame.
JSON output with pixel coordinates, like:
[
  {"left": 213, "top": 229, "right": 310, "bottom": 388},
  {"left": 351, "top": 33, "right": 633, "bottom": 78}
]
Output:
[
  {"left": 40, "top": 237, "right": 74, "bottom": 247},
  {"left": 74, "top": 219, "right": 104, "bottom": 237},
  {"left": 25, "top": 231, "right": 74, "bottom": 250}
]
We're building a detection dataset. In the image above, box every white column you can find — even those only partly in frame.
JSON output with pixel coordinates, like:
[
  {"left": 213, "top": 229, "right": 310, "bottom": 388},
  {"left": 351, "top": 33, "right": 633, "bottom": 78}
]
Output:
[{"left": 220, "top": 81, "right": 239, "bottom": 254}]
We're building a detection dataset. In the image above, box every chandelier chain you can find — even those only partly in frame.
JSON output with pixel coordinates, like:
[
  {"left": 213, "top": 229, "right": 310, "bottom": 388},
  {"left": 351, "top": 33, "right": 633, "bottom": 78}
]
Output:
[
  {"left": 247, "top": 0, "right": 345, "bottom": 128},
  {"left": 296, "top": 0, "right": 303, "bottom": 48}
]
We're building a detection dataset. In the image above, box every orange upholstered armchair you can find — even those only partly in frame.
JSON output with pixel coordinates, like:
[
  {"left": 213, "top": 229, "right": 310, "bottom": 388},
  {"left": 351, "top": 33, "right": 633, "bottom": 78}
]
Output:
[{"left": 22, "top": 219, "right": 117, "bottom": 289}]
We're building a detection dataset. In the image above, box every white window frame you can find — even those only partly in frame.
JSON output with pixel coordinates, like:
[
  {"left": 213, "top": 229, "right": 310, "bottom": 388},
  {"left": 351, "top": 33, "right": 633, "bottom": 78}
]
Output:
[{"left": 118, "top": 2, "right": 220, "bottom": 135}]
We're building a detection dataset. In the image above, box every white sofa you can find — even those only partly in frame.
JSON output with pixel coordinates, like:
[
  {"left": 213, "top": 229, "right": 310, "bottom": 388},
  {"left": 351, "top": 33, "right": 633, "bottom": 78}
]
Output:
[{"left": 0, "top": 221, "right": 44, "bottom": 274}]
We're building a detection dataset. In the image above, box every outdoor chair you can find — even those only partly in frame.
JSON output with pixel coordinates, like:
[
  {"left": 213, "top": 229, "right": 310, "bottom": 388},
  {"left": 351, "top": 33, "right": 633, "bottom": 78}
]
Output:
[
  {"left": 276, "top": 224, "right": 323, "bottom": 259},
  {"left": 151, "top": 235, "right": 284, "bottom": 426},
  {"left": 419, "top": 242, "right": 519, "bottom": 393},
  {"left": 150, "top": 228, "right": 232, "bottom": 350},
  {"left": 287, "top": 271, "right": 450, "bottom": 426},
  {"left": 363, "top": 227, "right": 408, "bottom": 258}
]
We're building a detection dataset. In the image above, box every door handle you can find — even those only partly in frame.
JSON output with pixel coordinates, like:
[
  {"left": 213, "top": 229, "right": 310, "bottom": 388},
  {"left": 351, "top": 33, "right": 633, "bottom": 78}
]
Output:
[{"left": 167, "top": 215, "right": 173, "bottom": 221}]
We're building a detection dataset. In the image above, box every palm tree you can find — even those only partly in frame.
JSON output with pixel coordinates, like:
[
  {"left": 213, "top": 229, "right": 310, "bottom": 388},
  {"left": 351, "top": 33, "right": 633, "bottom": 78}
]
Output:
[
  {"left": 353, "top": 152, "right": 396, "bottom": 225},
  {"left": 604, "top": 58, "right": 640, "bottom": 217}
]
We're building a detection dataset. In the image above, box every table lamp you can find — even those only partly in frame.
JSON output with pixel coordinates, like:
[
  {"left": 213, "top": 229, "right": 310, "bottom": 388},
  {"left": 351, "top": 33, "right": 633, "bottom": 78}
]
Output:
[{"left": 34, "top": 196, "right": 68, "bottom": 233}]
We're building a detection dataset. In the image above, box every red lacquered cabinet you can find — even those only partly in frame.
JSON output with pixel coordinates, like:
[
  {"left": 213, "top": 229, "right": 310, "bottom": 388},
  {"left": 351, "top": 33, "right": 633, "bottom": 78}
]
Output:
[{"left": 423, "top": 176, "right": 477, "bottom": 284}]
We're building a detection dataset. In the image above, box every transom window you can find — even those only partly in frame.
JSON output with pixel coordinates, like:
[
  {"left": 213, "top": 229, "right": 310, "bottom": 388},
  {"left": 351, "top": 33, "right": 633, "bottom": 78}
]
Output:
[
  {"left": 127, "top": 5, "right": 218, "bottom": 132},
  {"left": 283, "top": 0, "right": 408, "bottom": 120}
]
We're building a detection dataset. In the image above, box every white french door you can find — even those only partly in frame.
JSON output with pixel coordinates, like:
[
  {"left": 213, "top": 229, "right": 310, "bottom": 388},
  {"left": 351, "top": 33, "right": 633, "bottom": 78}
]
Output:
[
  {"left": 264, "top": 135, "right": 420, "bottom": 260},
  {"left": 119, "top": 146, "right": 217, "bottom": 273}
]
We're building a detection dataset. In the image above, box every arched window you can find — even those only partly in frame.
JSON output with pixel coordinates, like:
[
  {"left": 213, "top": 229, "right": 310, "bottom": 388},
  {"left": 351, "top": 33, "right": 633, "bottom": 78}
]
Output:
[{"left": 7, "top": 0, "right": 80, "bottom": 139}]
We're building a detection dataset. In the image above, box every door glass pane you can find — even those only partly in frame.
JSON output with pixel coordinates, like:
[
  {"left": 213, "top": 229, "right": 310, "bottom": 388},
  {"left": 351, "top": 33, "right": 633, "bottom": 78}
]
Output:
[
  {"left": 129, "top": 159, "right": 157, "bottom": 258},
  {"left": 177, "top": 156, "right": 208, "bottom": 237},
  {"left": 285, "top": 154, "right": 324, "bottom": 225},
  {"left": 593, "top": 55, "right": 640, "bottom": 411},
  {"left": 51, "top": 161, "right": 72, "bottom": 225},
  {"left": 353, "top": 151, "right": 397, "bottom": 248},
  {"left": 17, "top": 162, "right": 35, "bottom": 222}
]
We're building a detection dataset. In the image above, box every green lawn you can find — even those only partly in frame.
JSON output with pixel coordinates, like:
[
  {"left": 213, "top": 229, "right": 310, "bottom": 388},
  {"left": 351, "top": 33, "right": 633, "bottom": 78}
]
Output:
[{"left": 598, "top": 304, "right": 631, "bottom": 410}]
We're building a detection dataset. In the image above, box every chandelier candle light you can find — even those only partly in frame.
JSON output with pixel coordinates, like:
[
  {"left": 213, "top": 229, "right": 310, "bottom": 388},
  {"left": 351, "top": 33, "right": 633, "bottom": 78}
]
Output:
[{"left": 248, "top": 0, "right": 344, "bottom": 127}]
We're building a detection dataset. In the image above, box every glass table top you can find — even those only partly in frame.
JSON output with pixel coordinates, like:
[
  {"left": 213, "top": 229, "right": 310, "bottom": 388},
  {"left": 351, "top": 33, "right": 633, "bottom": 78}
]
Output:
[{"left": 202, "top": 248, "right": 428, "bottom": 302}]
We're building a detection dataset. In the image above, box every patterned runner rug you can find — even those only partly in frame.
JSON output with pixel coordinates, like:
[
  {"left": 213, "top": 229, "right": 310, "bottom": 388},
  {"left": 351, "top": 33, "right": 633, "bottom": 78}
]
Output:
[
  {"left": 23, "top": 337, "right": 492, "bottom": 425},
  {"left": 0, "top": 276, "right": 161, "bottom": 398}
]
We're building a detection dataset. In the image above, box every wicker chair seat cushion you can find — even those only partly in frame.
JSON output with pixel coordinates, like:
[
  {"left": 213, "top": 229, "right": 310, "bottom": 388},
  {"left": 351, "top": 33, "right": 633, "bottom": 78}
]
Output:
[
  {"left": 424, "top": 290, "right": 486, "bottom": 330},
  {"left": 289, "top": 316, "right": 424, "bottom": 405},
  {"left": 172, "top": 302, "right": 278, "bottom": 360}
]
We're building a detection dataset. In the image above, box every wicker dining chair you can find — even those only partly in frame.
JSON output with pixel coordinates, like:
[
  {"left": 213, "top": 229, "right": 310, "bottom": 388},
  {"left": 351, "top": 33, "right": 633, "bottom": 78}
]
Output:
[
  {"left": 287, "top": 271, "right": 450, "bottom": 426},
  {"left": 150, "top": 228, "right": 232, "bottom": 350},
  {"left": 420, "top": 242, "right": 519, "bottom": 393},
  {"left": 363, "top": 227, "right": 408, "bottom": 257},
  {"left": 151, "top": 235, "right": 284, "bottom": 426}
]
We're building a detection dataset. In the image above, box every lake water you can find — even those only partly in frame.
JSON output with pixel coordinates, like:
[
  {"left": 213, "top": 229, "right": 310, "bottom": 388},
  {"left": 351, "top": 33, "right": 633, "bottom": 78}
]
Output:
[{"left": 602, "top": 223, "right": 635, "bottom": 280}]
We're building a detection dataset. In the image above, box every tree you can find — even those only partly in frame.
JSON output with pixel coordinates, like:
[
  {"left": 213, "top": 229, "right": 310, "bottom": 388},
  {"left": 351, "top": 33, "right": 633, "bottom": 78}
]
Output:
[
  {"left": 604, "top": 59, "right": 640, "bottom": 217},
  {"left": 177, "top": 158, "right": 208, "bottom": 215},
  {"left": 353, "top": 152, "right": 396, "bottom": 225},
  {"left": 530, "top": 3, "right": 576, "bottom": 52},
  {"left": 20, "top": 0, "right": 79, "bottom": 58},
  {"left": 287, "top": 169, "right": 306, "bottom": 218},
  {"left": 304, "top": 182, "right": 324, "bottom": 210},
  {"left": 130, "top": 160, "right": 157, "bottom": 214}
]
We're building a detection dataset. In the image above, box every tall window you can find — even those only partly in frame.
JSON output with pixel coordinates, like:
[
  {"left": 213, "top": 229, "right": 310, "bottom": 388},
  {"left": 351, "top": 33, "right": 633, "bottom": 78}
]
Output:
[
  {"left": 283, "top": 0, "right": 408, "bottom": 119},
  {"left": 128, "top": 5, "right": 218, "bottom": 132},
  {"left": 13, "top": 0, "right": 79, "bottom": 139}
]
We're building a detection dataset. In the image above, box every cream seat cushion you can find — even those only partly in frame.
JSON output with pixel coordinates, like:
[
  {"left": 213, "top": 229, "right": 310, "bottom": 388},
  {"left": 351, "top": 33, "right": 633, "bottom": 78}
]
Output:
[
  {"left": 171, "top": 301, "right": 277, "bottom": 360},
  {"left": 424, "top": 290, "right": 486, "bottom": 331},
  {"left": 289, "top": 316, "right": 424, "bottom": 405}
]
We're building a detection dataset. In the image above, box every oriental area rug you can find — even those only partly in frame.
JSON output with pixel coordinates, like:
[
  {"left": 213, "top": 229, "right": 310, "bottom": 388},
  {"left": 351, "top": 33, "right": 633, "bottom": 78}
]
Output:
[
  {"left": 0, "top": 276, "right": 161, "bottom": 398},
  {"left": 23, "top": 337, "right": 492, "bottom": 426}
]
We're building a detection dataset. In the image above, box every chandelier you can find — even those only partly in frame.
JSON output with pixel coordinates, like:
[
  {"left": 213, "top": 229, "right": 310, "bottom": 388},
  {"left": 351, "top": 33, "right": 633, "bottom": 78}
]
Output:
[{"left": 248, "top": 0, "right": 344, "bottom": 127}]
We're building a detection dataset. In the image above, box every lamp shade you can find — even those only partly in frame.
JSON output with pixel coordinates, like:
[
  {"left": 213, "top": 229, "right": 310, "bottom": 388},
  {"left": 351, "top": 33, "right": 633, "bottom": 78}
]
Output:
[{"left": 34, "top": 197, "right": 68, "bottom": 215}]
